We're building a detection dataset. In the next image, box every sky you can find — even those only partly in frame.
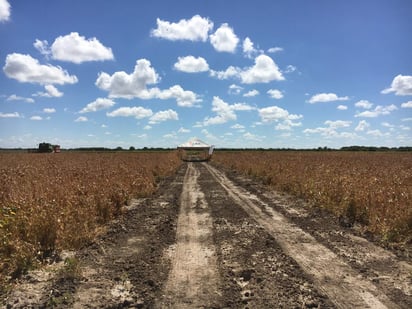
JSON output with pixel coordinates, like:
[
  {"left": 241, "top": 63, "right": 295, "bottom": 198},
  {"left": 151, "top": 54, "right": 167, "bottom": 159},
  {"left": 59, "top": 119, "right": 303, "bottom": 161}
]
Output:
[{"left": 0, "top": 0, "right": 411, "bottom": 149}]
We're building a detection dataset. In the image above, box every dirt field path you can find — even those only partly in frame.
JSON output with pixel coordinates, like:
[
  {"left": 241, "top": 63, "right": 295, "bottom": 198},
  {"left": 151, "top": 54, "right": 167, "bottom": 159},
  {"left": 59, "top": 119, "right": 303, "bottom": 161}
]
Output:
[
  {"left": 157, "top": 163, "right": 220, "bottom": 307},
  {"left": 3, "top": 162, "right": 411, "bottom": 308}
]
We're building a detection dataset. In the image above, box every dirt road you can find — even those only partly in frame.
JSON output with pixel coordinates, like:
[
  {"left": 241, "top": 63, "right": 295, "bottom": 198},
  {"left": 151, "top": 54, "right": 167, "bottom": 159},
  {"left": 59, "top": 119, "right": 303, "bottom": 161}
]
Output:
[{"left": 3, "top": 162, "right": 411, "bottom": 308}]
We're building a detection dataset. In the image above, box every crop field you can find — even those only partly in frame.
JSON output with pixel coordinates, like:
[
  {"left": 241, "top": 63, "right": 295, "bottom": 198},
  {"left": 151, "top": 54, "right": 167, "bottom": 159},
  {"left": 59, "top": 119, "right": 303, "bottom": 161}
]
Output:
[
  {"left": 0, "top": 151, "right": 181, "bottom": 283},
  {"left": 212, "top": 151, "right": 412, "bottom": 243}
]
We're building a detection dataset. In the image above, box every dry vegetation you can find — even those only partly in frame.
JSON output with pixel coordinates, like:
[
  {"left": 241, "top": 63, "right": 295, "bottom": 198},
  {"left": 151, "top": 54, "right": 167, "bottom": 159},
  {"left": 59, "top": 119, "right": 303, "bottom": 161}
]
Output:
[
  {"left": 0, "top": 151, "right": 181, "bottom": 287},
  {"left": 212, "top": 151, "right": 412, "bottom": 243}
]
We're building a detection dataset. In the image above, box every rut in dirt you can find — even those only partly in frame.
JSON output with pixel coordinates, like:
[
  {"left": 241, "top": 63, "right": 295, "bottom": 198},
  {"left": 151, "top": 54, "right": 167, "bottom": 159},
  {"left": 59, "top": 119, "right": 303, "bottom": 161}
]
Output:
[{"left": 157, "top": 163, "right": 221, "bottom": 307}]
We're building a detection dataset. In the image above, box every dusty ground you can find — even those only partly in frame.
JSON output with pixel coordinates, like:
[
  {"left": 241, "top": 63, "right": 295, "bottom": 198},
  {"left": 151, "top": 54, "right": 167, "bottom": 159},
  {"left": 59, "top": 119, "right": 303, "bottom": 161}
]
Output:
[{"left": 2, "top": 162, "right": 411, "bottom": 308}]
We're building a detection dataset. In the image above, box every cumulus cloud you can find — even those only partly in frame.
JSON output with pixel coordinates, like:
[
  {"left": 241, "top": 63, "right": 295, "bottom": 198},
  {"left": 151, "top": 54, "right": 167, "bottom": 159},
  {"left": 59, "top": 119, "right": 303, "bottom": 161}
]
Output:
[
  {"left": 96, "top": 58, "right": 159, "bottom": 98},
  {"left": 6, "top": 94, "right": 34, "bottom": 103},
  {"left": 243, "top": 37, "right": 260, "bottom": 58},
  {"left": 157, "top": 85, "right": 202, "bottom": 107},
  {"left": 240, "top": 55, "right": 284, "bottom": 84},
  {"left": 267, "top": 47, "right": 283, "bottom": 53},
  {"left": 151, "top": 15, "right": 213, "bottom": 41},
  {"left": 30, "top": 116, "right": 43, "bottom": 121},
  {"left": 259, "top": 106, "right": 302, "bottom": 123},
  {"left": 210, "top": 66, "right": 240, "bottom": 80},
  {"left": 258, "top": 105, "right": 302, "bottom": 131},
  {"left": 178, "top": 127, "right": 190, "bottom": 133},
  {"left": 243, "top": 89, "right": 259, "bottom": 97},
  {"left": 203, "top": 96, "right": 254, "bottom": 126},
  {"left": 0, "top": 0, "right": 11, "bottom": 22},
  {"left": 355, "top": 100, "right": 373, "bottom": 109},
  {"left": 3, "top": 53, "right": 78, "bottom": 85},
  {"left": 381, "top": 75, "right": 412, "bottom": 96},
  {"left": 41, "top": 32, "right": 114, "bottom": 64},
  {"left": 324, "top": 120, "right": 351, "bottom": 129},
  {"left": 43, "top": 108, "right": 56, "bottom": 113},
  {"left": 337, "top": 105, "right": 348, "bottom": 110},
  {"left": 79, "top": 98, "right": 116, "bottom": 113},
  {"left": 75, "top": 116, "right": 88, "bottom": 122},
  {"left": 34, "top": 85, "right": 63, "bottom": 97},
  {"left": 308, "top": 93, "right": 349, "bottom": 104},
  {"left": 149, "top": 109, "right": 178, "bottom": 124},
  {"left": 355, "top": 120, "right": 370, "bottom": 131},
  {"left": 355, "top": 104, "right": 398, "bottom": 118},
  {"left": 267, "top": 89, "right": 283, "bottom": 99},
  {"left": 209, "top": 23, "right": 239, "bottom": 53},
  {"left": 304, "top": 120, "right": 356, "bottom": 138},
  {"left": 0, "top": 112, "right": 21, "bottom": 118},
  {"left": 106, "top": 106, "right": 153, "bottom": 119},
  {"left": 174, "top": 56, "right": 209, "bottom": 73},
  {"left": 401, "top": 101, "right": 412, "bottom": 108},
  {"left": 228, "top": 84, "right": 243, "bottom": 95},
  {"left": 96, "top": 59, "right": 201, "bottom": 106}
]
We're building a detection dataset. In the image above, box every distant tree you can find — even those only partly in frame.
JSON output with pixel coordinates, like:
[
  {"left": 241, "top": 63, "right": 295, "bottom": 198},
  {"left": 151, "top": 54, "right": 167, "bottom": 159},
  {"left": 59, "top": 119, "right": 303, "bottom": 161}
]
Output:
[
  {"left": 115, "top": 146, "right": 123, "bottom": 151},
  {"left": 129, "top": 146, "right": 135, "bottom": 151}
]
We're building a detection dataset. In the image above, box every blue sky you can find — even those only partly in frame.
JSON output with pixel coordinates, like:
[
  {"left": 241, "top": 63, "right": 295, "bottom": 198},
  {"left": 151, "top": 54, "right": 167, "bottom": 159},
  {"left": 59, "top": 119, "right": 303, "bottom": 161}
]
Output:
[{"left": 1, "top": 0, "right": 411, "bottom": 149}]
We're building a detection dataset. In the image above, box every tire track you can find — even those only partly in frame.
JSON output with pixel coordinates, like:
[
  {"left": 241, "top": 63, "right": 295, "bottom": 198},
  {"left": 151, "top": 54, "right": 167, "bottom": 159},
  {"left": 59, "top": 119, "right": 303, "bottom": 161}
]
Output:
[
  {"left": 205, "top": 163, "right": 398, "bottom": 309},
  {"left": 157, "top": 163, "right": 221, "bottom": 308}
]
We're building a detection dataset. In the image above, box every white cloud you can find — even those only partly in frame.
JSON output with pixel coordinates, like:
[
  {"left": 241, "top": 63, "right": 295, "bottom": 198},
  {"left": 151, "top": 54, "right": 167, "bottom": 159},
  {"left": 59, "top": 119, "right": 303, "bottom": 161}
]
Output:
[
  {"left": 33, "top": 39, "right": 51, "bottom": 57},
  {"left": 267, "top": 47, "right": 283, "bottom": 53},
  {"left": 151, "top": 15, "right": 213, "bottom": 41},
  {"left": 106, "top": 106, "right": 153, "bottom": 119},
  {"left": 3, "top": 53, "right": 78, "bottom": 85},
  {"left": 228, "top": 84, "right": 243, "bottom": 95},
  {"left": 231, "top": 123, "right": 245, "bottom": 130},
  {"left": 401, "top": 101, "right": 412, "bottom": 108},
  {"left": 157, "top": 85, "right": 202, "bottom": 107},
  {"left": 324, "top": 120, "right": 351, "bottom": 129},
  {"left": 209, "top": 23, "right": 239, "bottom": 53},
  {"left": 96, "top": 59, "right": 201, "bottom": 106},
  {"left": 308, "top": 93, "right": 349, "bottom": 103},
  {"left": 243, "top": 132, "right": 263, "bottom": 141},
  {"left": 381, "top": 122, "right": 395, "bottom": 128},
  {"left": 174, "top": 56, "right": 209, "bottom": 73},
  {"left": 337, "top": 105, "right": 348, "bottom": 110},
  {"left": 149, "top": 109, "right": 178, "bottom": 124},
  {"left": 178, "top": 127, "right": 190, "bottom": 133},
  {"left": 96, "top": 58, "right": 159, "bottom": 98},
  {"left": 355, "top": 120, "right": 370, "bottom": 131},
  {"left": 43, "top": 108, "right": 56, "bottom": 113},
  {"left": 0, "top": 112, "right": 20, "bottom": 118},
  {"left": 80, "top": 98, "right": 116, "bottom": 113},
  {"left": 402, "top": 118, "right": 412, "bottom": 122},
  {"left": 210, "top": 66, "right": 240, "bottom": 80},
  {"left": 240, "top": 54, "right": 284, "bottom": 84},
  {"left": 367, "top": 129, "right": 387, "bottom": 137},
  {"left": 355, "top": 100, "right": 373, "bottom": 109},
  {"left": 0, "top": 0, "right": 11, "bottom": 22},
  {"left": 75, "top": 116, "right": 88, "bottom": 122},
  {"left": 34, "top": 84, "right": 63, "bottom": 97},
  {"left": 6, "top": 94, "right": 34, "bottom": 103},
  {"left": 267, "top": 89, "right": 283, "bottom": 99},
  {"left": 382, "top": 75, "right": 412, "bottom": 96},
  {"left": 355, "top": 104, "right": 398, "bottom": 118},
  {"left": 47, "top": 32, "right": 114, "bottom": 64},
  {"left": 30, "top": 115, "right": 43, "bottom": 121},
  {"left": 243, "top": 89, "right": 259, "bottom": 97},
  {"left": 243, "top": 37, "right": 260, "bottom": 58},
  {"left": 259, "top": 105, "right": 302, "bottom": 130},
  {"left": 203, "top": 96, "right": 254, "bottom": 126},
  {"left": 284, "top": 65, "right": 297, "bottom": 74}
]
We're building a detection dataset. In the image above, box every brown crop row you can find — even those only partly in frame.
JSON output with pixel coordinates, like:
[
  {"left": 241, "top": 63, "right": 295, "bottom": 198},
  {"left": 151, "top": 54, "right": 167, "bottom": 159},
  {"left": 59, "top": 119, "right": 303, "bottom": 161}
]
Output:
[
  {"left": 212, "top": 151, "right": 412, "bottom": 243},
  {"left": 0, "top": 151, "right": 181, "bottom": 284}
]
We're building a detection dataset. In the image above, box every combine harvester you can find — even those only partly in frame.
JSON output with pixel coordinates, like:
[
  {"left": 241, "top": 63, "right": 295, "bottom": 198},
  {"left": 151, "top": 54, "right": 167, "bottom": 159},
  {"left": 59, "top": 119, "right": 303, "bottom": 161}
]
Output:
[
  {"left": 28, "top": 142, "right": 61, "bottom": 153},
  {"left": 177, "top": 138, "right": 214, "bottom": 162}
]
